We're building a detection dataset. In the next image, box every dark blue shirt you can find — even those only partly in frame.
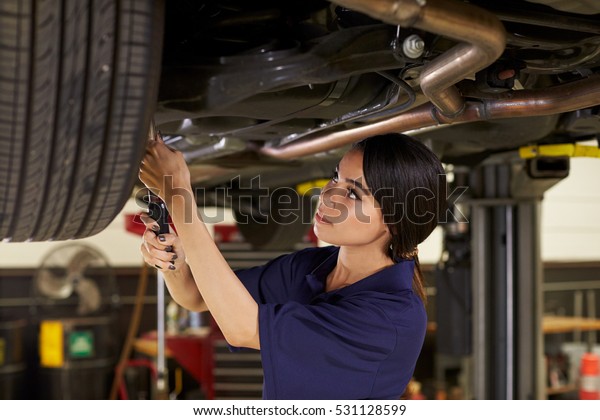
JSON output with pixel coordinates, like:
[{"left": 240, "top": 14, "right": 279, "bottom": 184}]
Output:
[{"left": 232, "top": 245, "right": 427, "bottom": 400}]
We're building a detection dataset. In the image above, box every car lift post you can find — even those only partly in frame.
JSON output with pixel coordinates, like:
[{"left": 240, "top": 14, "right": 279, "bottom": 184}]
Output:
[{"left": 468, "top": 156, "right": 569, "bottom": 399}]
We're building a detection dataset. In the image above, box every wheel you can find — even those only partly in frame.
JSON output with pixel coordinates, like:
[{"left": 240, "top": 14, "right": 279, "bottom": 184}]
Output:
[
  {"left": 233, "top": 186, "right": 318, "bottom": 251},
  {"left": 0, "top": 0, "right": 164, "bottom": 242}
]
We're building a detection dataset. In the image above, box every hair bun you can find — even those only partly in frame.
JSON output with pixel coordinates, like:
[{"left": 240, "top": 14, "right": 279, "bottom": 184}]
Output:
[{"left": 400, "top": 247, "right": 419, "bottom": 260}]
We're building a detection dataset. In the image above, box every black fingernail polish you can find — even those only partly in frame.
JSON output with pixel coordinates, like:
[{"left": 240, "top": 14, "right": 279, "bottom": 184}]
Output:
[
  {"left": 164, "top": 245, "right": 173, "bottom": 253},
  {"left": 151, "top": 225, "right": 160, "bottom": 232},
  {"left": 168, "top": 264, "right": 176, "bottom": 270},
  {"left": 154, "top": 264, "right": 162, "bottom": 270},
  {"left": 158, "top": 235, "right": 166, "bottom": 242},
  {"left": 171, "top": 254, "right": 178, "bottom": 261}
]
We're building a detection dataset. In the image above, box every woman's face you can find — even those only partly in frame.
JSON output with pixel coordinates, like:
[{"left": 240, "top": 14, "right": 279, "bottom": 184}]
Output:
[{"left": 314, "top": 149, "right": 391, "bottom": 248}]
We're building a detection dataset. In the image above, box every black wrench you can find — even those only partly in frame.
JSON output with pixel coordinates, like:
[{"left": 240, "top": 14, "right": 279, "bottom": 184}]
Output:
[{"left": 146, "top": 120, "right": 170, "bottom": 236}]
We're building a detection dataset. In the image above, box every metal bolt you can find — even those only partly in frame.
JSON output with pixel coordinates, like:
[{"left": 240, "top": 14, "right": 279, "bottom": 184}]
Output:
[
  {"left": 402, "top": 34, "right": 425, "bottom": 59},
  {"left": 403, "top": 68, "right": 421, "bottom": 81}
]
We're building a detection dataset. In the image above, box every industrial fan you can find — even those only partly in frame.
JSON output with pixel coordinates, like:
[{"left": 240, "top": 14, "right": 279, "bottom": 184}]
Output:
[{"left": 34, "top": 243, "right": 117, "bottom": 316}]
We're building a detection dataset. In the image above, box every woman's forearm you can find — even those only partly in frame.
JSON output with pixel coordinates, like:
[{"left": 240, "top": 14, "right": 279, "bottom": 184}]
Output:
[
  {"left": 138, "top": 136, "right": 258, "bottom": 348},
  {"left": 163, "top": 262, "right": 208, "bottom": 312},
  {"left": 168, "top": 193, "right": 260, "bottom": 349}
]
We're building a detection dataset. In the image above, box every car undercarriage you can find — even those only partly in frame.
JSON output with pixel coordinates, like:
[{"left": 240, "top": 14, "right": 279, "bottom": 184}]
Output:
[{"left": 156, "top": 0, "right": 600, "bottom": 183}]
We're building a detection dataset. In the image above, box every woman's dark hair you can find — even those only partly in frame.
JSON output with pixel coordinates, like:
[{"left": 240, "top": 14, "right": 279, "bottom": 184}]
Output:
[{"left": 352, "top": 133, "right": 447, "bottom": 304}]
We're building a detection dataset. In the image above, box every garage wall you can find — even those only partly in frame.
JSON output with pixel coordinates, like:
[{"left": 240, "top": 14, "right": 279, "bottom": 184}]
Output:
[
  {"left": 541, "top": 157, "right": 600, "bottom": 261},
  {"left": 0, "top": 156, "right": 598, "bottom": 268}
]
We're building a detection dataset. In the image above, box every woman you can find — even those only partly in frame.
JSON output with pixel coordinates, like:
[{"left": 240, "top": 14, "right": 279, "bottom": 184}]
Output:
[{"left": 139, "top": 133, "right": 447, "bottom": 399}]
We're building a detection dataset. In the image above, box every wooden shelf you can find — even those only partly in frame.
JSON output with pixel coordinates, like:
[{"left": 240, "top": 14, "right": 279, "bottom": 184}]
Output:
[
  {"left": 428, "top": 316, "right": 600, "bottom": 335},
  {"left": 546, "top": 384, "right": 577, "bottom": 396},
  {"left": 542, "top": 316, "right": 600, "bottom": 334}
]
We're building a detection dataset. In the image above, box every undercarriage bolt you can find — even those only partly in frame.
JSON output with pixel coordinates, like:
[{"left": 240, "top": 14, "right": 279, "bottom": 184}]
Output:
[{"left": 402, "top": 34, "right": 425, "bottom": 59}]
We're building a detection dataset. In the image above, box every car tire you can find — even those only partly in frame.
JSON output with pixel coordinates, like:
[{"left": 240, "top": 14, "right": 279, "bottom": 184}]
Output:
[
  {"left": 233, "top": 187, "right": 318, "bottom": 251},
  {"left": 0, "top": 0, "right": 164, "bottom": 242}
]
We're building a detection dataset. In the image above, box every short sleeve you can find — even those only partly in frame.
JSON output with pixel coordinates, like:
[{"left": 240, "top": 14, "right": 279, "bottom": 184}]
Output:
[{"left": 258, "top": 299, "right": 397, "bottom": 399}]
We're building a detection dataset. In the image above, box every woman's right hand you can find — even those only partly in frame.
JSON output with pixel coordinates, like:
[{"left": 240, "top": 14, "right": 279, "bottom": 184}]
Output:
[{"left": 139, "top": 214, "right": 185, "bottom": 271}]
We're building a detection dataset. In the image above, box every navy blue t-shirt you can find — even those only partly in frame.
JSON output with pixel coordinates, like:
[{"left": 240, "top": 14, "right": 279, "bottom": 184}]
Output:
[{"left": 232, "top": 245, "right": 427, "bottom": 400}]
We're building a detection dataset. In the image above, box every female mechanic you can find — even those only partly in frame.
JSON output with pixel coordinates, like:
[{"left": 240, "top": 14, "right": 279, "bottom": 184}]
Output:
[{"left": 138, "top": 133, "right": 447, "bottom": 399}]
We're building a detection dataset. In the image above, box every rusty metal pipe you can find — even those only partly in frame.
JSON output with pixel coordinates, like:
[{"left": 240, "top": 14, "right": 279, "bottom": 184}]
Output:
[
  {"left": 259, "top": 74, "right": 600, "bottom": 159},
  {"left": 330, "top": 0, "right": 506, "bottom": 117},
  {"left": 475, "top": 75, "right": 600, "bottom": 118},
  {"left": 260, "top": 105, "right": 435, "bottom": 159}
]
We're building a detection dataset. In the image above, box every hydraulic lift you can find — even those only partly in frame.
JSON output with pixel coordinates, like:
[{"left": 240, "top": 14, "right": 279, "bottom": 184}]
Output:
[{"left": 436, "top": 152, "right": 570, "bottom": 399}]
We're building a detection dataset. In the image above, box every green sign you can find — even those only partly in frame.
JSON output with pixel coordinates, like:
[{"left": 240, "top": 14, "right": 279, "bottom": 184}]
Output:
[{"left": 69, "top": 330, "right": 94, "bottom": 358}]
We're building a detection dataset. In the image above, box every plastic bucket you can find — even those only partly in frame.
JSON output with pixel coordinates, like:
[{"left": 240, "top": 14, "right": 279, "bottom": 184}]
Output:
[{"left": 37, "top": 316, "right": 115, "bottom": 399}]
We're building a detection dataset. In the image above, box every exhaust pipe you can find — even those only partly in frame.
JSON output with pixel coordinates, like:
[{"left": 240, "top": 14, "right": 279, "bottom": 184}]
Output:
[
  {"left": 330, "top": 0, "right": 506, "bottom": 117},
  {"left": 259, "top": 75, "right": 600, "bottom": 159}
]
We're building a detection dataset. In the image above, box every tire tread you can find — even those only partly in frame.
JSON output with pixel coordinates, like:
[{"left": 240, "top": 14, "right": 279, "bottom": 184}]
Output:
[{"left": 0, "top": 0, "right": 163, "bottom": 242}]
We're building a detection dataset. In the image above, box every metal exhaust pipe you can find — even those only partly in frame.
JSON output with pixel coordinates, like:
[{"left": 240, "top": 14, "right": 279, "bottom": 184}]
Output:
[
  {"left": 329, "top": 0, "right": 506, "bottom": 117},
  {"left": 259, "top": 75, "right": 600, "bottom": 159}
]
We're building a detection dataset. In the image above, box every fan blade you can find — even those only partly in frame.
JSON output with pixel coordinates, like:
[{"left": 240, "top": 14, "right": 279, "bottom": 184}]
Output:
[
  {"left": 74, "top": 277, "right": 102, "bottom": 315},
  {"left": 67, "top": 249, "right": 99, "bottom": 277},
  {"left": 36, "top": 267, "right": 73, "bottom": 299}
]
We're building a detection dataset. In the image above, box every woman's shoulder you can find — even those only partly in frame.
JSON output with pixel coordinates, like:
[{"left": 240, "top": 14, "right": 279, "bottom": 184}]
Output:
[{"left": 347, "top": 288, "right": 427, "bottom": 334}]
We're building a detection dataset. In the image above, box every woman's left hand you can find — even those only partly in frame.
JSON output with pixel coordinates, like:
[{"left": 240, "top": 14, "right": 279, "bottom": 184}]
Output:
[{"left": 139, "top": 132, "right": 192, "bottom": 202}]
